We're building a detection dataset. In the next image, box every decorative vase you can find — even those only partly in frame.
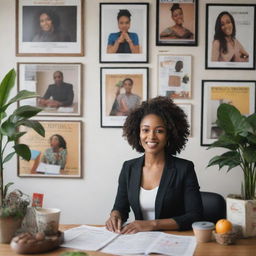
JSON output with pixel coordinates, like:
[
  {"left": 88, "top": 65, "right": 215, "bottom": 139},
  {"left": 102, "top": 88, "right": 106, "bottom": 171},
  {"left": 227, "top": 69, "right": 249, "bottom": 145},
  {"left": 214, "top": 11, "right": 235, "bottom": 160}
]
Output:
[
  {"left": 0, "top": 216, "right": 23, "bottom": 243},
  {"left": 226, "top": 195, "right": 256, "bottom": 237}
]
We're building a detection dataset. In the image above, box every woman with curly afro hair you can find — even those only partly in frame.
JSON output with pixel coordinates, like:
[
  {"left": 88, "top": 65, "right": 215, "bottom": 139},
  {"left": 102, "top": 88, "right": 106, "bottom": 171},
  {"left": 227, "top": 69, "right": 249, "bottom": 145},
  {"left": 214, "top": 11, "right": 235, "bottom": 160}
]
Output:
[{"left": 106, "top": 96, "right": 203, "bottom": 234}]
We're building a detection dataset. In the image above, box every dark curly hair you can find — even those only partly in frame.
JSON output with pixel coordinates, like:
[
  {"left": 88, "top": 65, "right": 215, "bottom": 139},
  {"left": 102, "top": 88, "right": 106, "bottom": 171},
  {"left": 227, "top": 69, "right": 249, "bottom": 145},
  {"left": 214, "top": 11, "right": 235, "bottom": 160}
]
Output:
[
  {"left": 123, "top": 96, "right": 189, "bottom": 155},
  {"left": 50, "top": 134, "right": 67, "bottom": 149},
  {"left": 214, "top": 11, "right": 236, "bottom": 54}
]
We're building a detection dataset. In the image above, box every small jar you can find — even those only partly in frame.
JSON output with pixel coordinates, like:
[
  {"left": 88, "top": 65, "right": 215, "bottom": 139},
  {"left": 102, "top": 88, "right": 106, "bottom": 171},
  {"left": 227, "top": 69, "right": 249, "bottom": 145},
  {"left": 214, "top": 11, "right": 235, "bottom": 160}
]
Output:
[{"left": 192, "top": 221, "right": 215, "bottom": 243}]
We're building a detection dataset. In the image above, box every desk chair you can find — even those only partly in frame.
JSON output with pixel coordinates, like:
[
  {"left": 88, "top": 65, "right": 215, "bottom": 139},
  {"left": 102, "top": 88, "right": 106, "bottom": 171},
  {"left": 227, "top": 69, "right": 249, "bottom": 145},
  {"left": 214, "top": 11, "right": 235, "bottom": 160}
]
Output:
[{"left": 200, "top": 191, "right": 226, "bottom": 223}]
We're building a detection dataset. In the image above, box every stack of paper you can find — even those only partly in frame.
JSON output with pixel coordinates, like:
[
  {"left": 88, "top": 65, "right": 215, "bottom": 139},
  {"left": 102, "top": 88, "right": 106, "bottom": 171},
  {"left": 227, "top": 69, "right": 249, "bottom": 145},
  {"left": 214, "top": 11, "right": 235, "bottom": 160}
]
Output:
[{"left": 61, "top": 225, "right": 197, "bottom": 256}]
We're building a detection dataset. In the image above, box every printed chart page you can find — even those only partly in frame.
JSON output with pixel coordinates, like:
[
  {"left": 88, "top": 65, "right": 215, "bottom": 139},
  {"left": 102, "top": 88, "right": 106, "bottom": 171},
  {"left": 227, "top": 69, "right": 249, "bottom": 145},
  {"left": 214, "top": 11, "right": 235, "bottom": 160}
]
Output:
[
  {"left": 61, "top": 225, "right": 119, "bottom": 251},
  {"left": 146, "top": 233, "right": 197, "bottom": 256},
  {"left": 101, "top": 231, "right": 161, "bottom": 255}
]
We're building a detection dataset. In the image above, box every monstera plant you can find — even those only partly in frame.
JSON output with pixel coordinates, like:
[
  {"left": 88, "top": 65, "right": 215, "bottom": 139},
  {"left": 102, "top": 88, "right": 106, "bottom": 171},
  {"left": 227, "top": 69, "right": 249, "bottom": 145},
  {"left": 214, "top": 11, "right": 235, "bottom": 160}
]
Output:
[
  {"left": 0, "top": 69, "right": 45, "bottom": 242},
  {"left": 207, "top": 103, "right": 256, "bottom": 200}
]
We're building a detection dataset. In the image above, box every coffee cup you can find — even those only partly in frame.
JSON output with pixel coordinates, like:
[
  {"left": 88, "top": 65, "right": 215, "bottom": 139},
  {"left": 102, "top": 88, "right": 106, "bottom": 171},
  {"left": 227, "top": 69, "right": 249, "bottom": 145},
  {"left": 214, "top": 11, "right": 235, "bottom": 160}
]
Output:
[
  {"left": 35, "top": 208, "right": 61, "bottom": 235},
  {"left": 192, "top": 221, "right": 215, "bottom": 243}
]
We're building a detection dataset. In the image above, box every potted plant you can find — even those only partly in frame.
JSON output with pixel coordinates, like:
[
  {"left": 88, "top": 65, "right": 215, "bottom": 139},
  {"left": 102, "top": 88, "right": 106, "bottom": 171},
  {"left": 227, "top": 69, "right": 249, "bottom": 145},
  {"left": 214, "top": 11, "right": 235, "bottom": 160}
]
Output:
[
  {"left": 0, "top": 69, "right": 45, "bottom": 243},
  {"left": 207, "top": 103, "right": 256, "bottom": 237}
]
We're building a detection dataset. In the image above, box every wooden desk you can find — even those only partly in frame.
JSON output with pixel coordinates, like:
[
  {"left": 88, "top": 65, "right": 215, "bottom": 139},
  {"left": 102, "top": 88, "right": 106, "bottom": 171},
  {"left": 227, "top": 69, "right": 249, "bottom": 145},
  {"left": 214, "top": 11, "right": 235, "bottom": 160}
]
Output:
[{"left": 1, "top": 224, "right": 256, "bottom": 256}]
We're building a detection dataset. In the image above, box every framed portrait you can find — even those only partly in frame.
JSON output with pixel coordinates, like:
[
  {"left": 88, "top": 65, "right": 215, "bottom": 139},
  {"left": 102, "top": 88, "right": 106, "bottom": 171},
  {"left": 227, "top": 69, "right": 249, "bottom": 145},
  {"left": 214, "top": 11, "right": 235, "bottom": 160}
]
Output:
[
  {"left": 100, "top": 3, "right": 149, "bottom": 63},
  {"left": 158, "top": 55, "right": 192, "bottom": 99},
  {"left": 176, "top": 103, "right": 192, "bottom": 137},
  {"left": 156, "top": 0, "right": 198, "bottom": 46},
  {"left": 18, "top": 121, "right": 82, "bottom": 178},
  {"left": 16, "top": 0, "right": 84, "bottom": 56},
  {"left": 206, "top": 4, "right": 255, "bottom": 69},
  {"left": 100, "top": 67, "right": 149, "bottom": 127},
  {"left": 201, "top": 80, "right": 256, "bottom": 146},
  {"left": 17, "top": 63, "right": 82, "bottom": 116}
]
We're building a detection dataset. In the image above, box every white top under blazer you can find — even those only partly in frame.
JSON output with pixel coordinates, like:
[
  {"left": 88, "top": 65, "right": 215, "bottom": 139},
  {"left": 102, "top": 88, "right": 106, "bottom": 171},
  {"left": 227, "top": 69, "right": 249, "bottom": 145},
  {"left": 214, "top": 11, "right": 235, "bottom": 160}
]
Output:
[{"left": 139, "top": 186, "right": 159, "bottom": 220}]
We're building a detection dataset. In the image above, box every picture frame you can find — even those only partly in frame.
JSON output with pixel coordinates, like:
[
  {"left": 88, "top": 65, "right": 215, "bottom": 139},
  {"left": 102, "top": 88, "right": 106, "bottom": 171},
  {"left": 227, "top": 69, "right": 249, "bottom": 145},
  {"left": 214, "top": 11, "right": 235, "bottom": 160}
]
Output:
[
  {"left": 176, "top": 103, "right": 192, "bottom": 137},
  {"left": 16, "top": 0, "right": 84, "bottom": 56},
  {"left": 18, "top": 120, "right": 82, "bottom": 178},
  {"left": 17, "top": 62, "right": 82, "bottom": 117},
  {"left": 201, "top": 80, "right": 256, "bottom": 146},
  {"left": 100, "top": 67, "right": 149, "bottom": 127},
  {"left": 158, "top": 55, "right": 192, "bottom": 99},
  {"left": 205, "top": 4, "right": 255, "bottom": 69},
  {"left": 156, "top": 0, "right": 198, "bottom": 46},
  {"left": 99, "top": 3, "right": 149, "bottom": 63}
]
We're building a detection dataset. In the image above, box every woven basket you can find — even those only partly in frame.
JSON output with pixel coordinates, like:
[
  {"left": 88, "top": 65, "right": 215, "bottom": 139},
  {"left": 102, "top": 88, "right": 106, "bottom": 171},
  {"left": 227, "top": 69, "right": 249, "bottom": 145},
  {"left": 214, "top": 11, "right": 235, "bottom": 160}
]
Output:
[{"left": 213, "top": 231, "right": 237, "bottom": 245}]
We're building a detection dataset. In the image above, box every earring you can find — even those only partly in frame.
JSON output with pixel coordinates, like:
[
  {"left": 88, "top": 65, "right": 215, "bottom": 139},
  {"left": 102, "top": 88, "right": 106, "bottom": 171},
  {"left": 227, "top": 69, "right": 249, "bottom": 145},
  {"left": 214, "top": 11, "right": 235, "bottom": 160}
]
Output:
[{"left": 166, "top": 141, "right": 170, "bottom": 147}]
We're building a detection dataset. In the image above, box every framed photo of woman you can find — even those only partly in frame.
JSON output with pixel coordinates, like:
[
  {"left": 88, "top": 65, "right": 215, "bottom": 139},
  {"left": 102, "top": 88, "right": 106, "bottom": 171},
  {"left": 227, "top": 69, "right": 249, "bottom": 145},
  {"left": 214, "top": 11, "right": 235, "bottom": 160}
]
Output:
[
  {"left": 201, "top": 80, "right": 256, "bottom": 146},
  {"left": 101, "top": 67, "right": 148, "bottom": 127},
  {"left": 156, "top": 0, "right": 198, "bottom": 46},
  {"left": 206, "top": 4, "right": 255, "bottom": 69},
  {"left": 100, "top": 3, "right": 149, "bottom": 63},
  {"left": 16, "top": 0, "right": 84, "bottom": 56},
  {"left": 18, "top": 121, "right": 82, "bottom": 178},
  {"left": 17, "top": 62, "right": 82, "bottom": 116},
  {"left": 158, "top": 55, "right": 192, "bottom": 99}
]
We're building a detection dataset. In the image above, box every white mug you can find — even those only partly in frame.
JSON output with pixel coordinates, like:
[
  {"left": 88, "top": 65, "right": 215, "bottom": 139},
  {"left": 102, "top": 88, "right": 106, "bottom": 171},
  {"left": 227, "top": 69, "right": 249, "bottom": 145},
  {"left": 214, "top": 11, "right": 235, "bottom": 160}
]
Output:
[{"left": 35, "top": 208, "right": 61, "bottom": 235}]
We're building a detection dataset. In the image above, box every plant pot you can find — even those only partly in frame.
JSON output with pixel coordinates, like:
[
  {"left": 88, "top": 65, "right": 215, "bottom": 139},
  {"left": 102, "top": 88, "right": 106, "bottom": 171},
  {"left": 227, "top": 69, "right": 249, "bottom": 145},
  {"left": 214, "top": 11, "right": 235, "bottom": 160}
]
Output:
[
  {"left": 226, "top": 195, "right": 256, "bottom": 237},
  {"left": 0, "top": 216, "right": 23, "bottom": 243}
]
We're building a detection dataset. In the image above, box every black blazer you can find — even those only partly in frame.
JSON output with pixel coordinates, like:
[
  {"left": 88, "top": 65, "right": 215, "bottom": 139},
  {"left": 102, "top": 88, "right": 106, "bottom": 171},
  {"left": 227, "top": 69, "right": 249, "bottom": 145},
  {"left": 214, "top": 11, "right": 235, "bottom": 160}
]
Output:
[{"left": 112, "top": 154, "right": 203, "bottom": 230}]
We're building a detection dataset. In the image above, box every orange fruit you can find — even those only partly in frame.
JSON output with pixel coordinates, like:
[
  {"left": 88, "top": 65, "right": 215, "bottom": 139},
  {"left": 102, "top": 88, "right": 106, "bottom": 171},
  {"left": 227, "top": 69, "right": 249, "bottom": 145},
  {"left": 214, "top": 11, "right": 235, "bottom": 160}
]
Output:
[{"left": 215, "top": 219, "right": 232, "bottom": 234}]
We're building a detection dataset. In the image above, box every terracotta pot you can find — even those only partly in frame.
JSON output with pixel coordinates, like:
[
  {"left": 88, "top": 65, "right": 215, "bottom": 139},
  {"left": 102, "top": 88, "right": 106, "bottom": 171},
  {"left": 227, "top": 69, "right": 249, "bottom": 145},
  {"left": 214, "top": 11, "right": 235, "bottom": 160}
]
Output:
[{"left": 0, "top": 216, "right": 23, "bottom": 243}]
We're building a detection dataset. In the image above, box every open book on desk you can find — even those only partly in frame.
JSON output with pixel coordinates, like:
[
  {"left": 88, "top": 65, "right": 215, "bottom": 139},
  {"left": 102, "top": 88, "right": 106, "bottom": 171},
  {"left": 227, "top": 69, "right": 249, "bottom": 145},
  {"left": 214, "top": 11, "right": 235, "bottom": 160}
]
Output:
[{"left": 61, "top": 225, "right": 196, "bottom": 256}]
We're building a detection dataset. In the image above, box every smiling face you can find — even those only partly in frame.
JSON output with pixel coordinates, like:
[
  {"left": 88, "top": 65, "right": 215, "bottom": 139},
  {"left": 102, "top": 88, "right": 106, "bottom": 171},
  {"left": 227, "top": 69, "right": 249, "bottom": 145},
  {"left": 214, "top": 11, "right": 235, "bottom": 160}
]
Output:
[
  {"left": 140, "top": 114, "right": 167, "bottom": 155},
  {"left": 118, "top": 16, "right": 130, "bottom": 32},
  {"left": 172, "top": 8, "right": 184, "bottom": 25},
  {"left": 220, "top": 14, "right": 233, "bottom": 36},
  {"left": 39, "top": 13, "right": 53, "bottom": 32}
]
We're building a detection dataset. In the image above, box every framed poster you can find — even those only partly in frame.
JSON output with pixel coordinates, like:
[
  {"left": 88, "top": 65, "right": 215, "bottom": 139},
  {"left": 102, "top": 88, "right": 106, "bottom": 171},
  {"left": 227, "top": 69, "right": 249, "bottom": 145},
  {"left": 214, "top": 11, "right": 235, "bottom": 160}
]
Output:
[
  {"left": 101, "top": 67, "right": 148, "bottom": 127},
  {"left": 206, "top": 4, "right": 255, "bottom": 69},
  {"left": 18, "top": 63, "right": 82, "bottom": 116},
  {"left": 201, "top": 80, "right": 256, "bottom": 146},
  {"left": 158, "top": 55, "right": 192, "bottom": 99},
  {"left": 156, "top": 0, "right": 198, "bottom": 46},
  {"left": 16, "top": 0, "right": 84, "bottom": 56},
  {"left": 100, "top": 3, "right": 149, "bottom": 63},
  {"left": 176, "top": 103, "right": 192, "bottom": 137},
  {"left": 18, "top": 121, "right": 82, "bottom": 178}
]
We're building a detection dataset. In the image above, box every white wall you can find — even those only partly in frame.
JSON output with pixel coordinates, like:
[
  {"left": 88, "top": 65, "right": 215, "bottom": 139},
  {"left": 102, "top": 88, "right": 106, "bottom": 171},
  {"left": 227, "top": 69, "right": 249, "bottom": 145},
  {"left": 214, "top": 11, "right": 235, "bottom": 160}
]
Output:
[{"left": 0, "top": 0, "right": 255, "bottom": 225}]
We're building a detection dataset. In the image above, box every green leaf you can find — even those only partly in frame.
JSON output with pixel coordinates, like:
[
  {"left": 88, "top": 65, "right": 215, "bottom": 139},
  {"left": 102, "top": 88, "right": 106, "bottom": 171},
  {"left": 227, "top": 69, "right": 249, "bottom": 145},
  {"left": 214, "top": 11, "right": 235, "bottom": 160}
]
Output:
[
  {"left": 13, "top": 144, "right": 31, "bottom": 161},
  {"left": 207, "top": 151, "right": 240, "bottom": 171},
  {"left": 247, "top": 134, "right": 256, "bottom": 145},
  {"left": 7, "top": 90, "right": 39, "bottom": 105},
  {"left": 207, "top": 134, "right": 241, "bottom": 150},
  {"left": 217, "top": 104, "right": 253, "bottom": 136},
  {"left": 12, "top": 105, "right": 42, "bottom": 118},
  {"left": 18, "top": 120, "right": 45, "bottom": 137},
  {"left": 243, "top": 147, "right": 256, "bottom": 163},
  {"left": 8, "top": 131, "right": 27, "bottom": 142},
  {"left": 247, "top": 113, "right": 256, "bottom": 132},
  {"left": 0, "top": 120, "right": 15, "bottom": 137},
  {"left": 0, "top": 69, "right": 16, "bottom": 108},
  {"left": 3, "top": 152, "right": 16, "bottom": 164},
  {"left": 1, "top": 90, "right": 39, "bottom": 114}
]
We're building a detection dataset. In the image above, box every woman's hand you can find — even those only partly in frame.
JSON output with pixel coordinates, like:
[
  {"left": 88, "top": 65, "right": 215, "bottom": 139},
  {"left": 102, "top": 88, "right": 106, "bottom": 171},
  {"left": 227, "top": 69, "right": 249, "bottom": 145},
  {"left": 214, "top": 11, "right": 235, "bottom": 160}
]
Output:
[
  {"left": 120, "top": 220, "right": 156, "bottom": 234},
  {"left": 105, "top": 211, "right": 122, "bottom": 233},
  {"left": 123, "top": 32, "right": 132, "bottom": 43}
]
